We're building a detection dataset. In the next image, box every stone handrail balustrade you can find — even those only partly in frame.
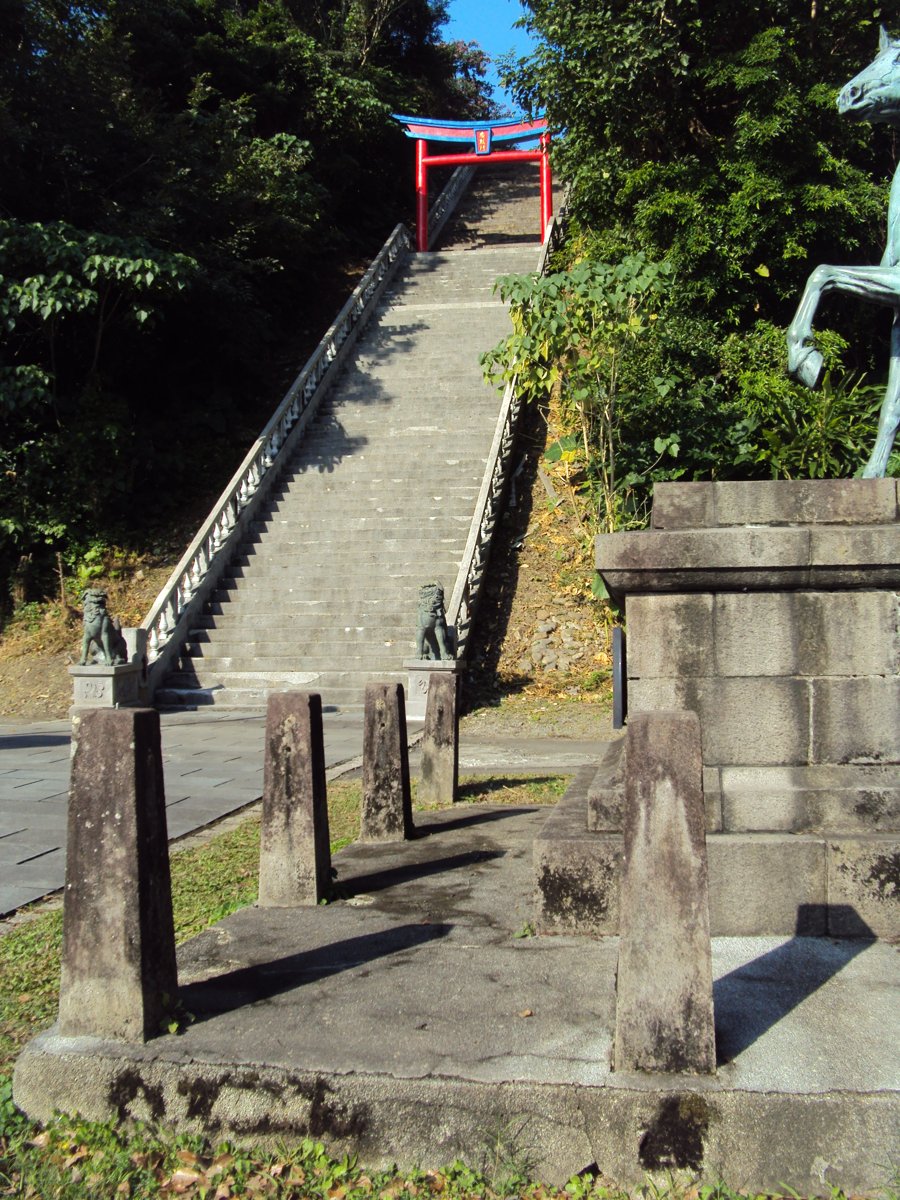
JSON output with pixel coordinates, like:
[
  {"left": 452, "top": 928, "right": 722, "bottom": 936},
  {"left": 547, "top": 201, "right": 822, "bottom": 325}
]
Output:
[{"left": 446, "top": 207, "right": 566, "bottom": 657}]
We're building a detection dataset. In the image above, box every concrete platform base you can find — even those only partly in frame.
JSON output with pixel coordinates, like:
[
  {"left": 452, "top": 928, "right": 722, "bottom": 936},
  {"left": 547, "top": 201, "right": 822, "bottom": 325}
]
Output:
[{"left": 14, "top": 805, "right": 899, "bottom": 1194}]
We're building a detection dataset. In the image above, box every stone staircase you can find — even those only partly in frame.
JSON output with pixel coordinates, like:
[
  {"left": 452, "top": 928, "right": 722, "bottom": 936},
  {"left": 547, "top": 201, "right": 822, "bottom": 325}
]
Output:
[{"left": 156, "top": 236, "right": 538, "bottom": 709}]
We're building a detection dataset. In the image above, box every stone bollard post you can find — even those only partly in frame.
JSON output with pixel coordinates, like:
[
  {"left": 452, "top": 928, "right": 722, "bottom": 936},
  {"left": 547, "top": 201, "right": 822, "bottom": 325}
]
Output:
[
  {"left": 58, "top": 708, "right": 178, "bottom": 1043},
  {"left": 418, "top": 672, "right": 459, "bottom": 806},
  {"left": 614, "top": 710, "right": 716, "bottom": 1074},
  {"left": 258, "top": 692, "right": 332, "bottom": 906},
  {"left": 360, "top": 682, "right": 413, "bottom": 841}
]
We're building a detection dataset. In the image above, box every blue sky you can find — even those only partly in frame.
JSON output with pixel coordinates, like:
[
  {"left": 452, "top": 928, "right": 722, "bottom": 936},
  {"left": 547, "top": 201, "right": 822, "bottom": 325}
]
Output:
[{"left": 444, "top": 0, "right": 538, "bottom": 108}]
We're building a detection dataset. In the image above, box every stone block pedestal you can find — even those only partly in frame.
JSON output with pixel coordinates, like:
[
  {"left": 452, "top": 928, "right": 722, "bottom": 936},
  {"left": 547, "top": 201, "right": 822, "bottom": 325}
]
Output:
[
  {"left": 404, "top": 658, "right": 461, "bottom": 721},
  {"left": 69, "top": 663, "right": 143, "bottom": 710},
  {"left": 58, "top": 707, "right": 177, "bottom": 1042}
]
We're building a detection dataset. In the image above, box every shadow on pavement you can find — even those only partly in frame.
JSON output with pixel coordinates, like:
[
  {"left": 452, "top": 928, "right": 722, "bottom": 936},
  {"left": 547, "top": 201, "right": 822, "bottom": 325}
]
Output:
[
  {"left": 181, "top": 922, "right": 452, "bottom": 1018},
  {"left": 714, "top": 905, "right": 874, "bottom": 1064}
]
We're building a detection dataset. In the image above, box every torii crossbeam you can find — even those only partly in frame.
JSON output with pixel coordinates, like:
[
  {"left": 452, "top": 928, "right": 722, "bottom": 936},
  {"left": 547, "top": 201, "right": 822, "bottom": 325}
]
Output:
[{"left": 392, "top": 114, "right": 552, "bottom": 252}]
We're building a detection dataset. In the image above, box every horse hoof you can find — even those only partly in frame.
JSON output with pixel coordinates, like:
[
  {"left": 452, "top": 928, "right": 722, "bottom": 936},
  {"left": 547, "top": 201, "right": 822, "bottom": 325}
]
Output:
[{"left": 791, "top": 347, "right": 824, "bottom": 389}]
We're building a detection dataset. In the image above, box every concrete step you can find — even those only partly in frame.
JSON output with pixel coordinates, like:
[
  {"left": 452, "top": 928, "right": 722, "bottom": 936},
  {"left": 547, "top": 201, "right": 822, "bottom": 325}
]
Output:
[
  {"left": 184, "top": 628, "right": 418, "bottom": 647},
  {"left": 192, "top": 608, "right": 423, "bottom": 627},
  {"left": 223, "top": 561, "right": 460, "bottom": 581},
  {"left": 329, "top": 368, "right": 502, "bottom": 388},
  {"left": 225, "top": 562, "right": 461, "bottom": 578},
  {"left": 267, "top": 458, "right": 487, "bottom": 475},
  {"left": 215, "top": 577, "right": 441, "bottom": 596},
  {"left": 203, "top": 595, "right": 434, "bottom": 615},
  {"left": 534, "top": 781, "right": 900, "bottom": 938},
  {"left": 232, "top": 551, "right": 463, "bottom": 567},
  {"left": 158, "top": 669, "right": 408, "bottom": 710},
  {"left": 272, "top": 451, "right": 475, "bottom": 468},
  {"left": 277, "top": 456, "right": 488, "bottom": 475},
  {"left": 237, "top": 538, "right": 465, "bottom": 553},
  {"left": 186, "top": 632, "right": 412, "bottom": 652},
  {"left": 178, "top": 652, "right": 411, "bottom": 671},
  {"left": 255, "top": 501, "right": 476, "bottom": 515},
  {"left": 188, "top": 630, "right": 413, "bottom": 646},
  {"left": 251, "top": 510, "right": 476, "bottom": 528},
  {"left": 266, "top": 465, "right": 487, "bottom": 484},
  {"left": 255, "top": 495, "right": 480, "bottom": 512},
  {"left": 249, "top": 512, "right": 473, "bottom": 530},
  {"left": 219, "top": 548, "right": 464, "bottom": 569}
]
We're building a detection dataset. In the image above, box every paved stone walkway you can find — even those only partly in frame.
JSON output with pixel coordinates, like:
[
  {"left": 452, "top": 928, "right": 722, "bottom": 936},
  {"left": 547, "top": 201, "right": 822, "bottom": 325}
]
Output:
[{"left": 0, "top": 709, "right": 602, "bottom": 917}]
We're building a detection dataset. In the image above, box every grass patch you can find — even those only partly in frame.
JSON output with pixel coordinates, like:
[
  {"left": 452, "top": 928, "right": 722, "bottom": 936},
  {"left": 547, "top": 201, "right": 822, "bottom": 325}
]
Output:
[{"left": 453, "top": 774, "right": 567, "bottom": 806}]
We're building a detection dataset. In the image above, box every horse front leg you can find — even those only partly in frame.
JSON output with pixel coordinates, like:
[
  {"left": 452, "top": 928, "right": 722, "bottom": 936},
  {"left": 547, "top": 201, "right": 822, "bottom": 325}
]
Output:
[
  {"left": 862, "top": 309, "right": 900, "bottom": 477},
  {"left": 787, "top": 266, "right": 829, "bottom": 389}
]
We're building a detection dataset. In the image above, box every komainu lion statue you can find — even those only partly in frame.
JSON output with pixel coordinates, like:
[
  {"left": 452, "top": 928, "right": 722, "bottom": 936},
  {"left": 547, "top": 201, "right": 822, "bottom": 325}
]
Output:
[
  {"left": 79, "top": 588, "right": 127, "bottom": 666},
  {"left": 416, "top": 582, "right": 453, "bottom": 661}
]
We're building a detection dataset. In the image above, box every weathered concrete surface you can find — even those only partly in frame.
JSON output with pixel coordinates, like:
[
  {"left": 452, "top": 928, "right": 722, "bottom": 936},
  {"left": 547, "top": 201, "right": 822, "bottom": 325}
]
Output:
[
  {"left": 534, "top": 765, "right": 622, "bottom": 936},
  {"left": 0, "top": 708, "right": 600, "bottom": 917},
  {"left": 405, "top": 658, "right": 460, "bottom": 721},
  {"left": 68, "top": 662, "right": 142, "bottom": 710},
  {"left": 360, "top": 683, "right": 412, "bottom": 842},
  {"left": 598, "top": 526, "right": 900, "bottom": 595},
  {"left": 627, "top": 676, "right": 812, "bottom": 766},
  {"left": 707, "top": 764, "right": 900, "bottom": 834},
  {"left": 58, "top": 708, "right": 177, "bottom": 1042},
  {"left": 15, "top": 804, "right": 899, "bottom": 1194},
  {"left": 826, "top": 836, "right": 900, "bottom": 939},
  {"left": 650, "top": 479, "right": 899, "bottom": 530},
  {"left": 258, "top": 693, "right": 331, "bottom": 906},
  {"left": 593, "top": 479, "right": 899, "bottom": 938},
  {"left": 614, "top": 712, "right": 715, "bottom": 1075},
  {"left": 628, "top": 591, "right": 899, "bottom": 680},
  {"left": 418, "top": 673, "right": 459, "bottom": 807},
  {"left": 586, "top": 739, "right": 626, "bottom": 831}
]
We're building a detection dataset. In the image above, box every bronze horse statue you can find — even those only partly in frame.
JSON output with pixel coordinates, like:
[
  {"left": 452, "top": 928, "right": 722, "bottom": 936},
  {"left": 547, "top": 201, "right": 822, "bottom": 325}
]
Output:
[{"left": 787, "top": 27, "right": 900, "bottom": 477}]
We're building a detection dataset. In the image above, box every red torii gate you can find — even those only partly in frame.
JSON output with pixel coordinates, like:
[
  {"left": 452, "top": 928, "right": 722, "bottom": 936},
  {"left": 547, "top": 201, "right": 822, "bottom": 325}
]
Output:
[{"left": 392, "top": 113, "right": 552, "bottom": 252}]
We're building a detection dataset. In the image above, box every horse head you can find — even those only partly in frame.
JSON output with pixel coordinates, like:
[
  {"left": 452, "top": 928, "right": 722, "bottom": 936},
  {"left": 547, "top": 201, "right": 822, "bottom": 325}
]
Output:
[{"left": 838, "top": 26, "right": 900, "bottom": 124}]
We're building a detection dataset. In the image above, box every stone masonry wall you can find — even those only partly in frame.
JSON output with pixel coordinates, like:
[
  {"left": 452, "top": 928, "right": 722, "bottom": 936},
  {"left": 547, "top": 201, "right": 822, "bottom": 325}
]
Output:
[
  {"left": 627, "top": 589, "right": 899, "bottom": 767},
  {"left": 598, "top": 479, "right": 900, "bottom": 772}
]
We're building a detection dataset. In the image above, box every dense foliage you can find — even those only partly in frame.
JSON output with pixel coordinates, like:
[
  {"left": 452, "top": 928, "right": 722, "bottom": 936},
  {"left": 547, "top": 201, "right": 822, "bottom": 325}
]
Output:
[
  {"left": 0, "top": 0, "right": 491, "bottom": 604},
  {"left": 490, "top": 0, "right": 899, "bottom": 529}
]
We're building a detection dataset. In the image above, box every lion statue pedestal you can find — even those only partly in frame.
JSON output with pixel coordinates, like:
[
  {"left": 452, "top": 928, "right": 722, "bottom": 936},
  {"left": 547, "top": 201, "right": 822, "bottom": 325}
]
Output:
[
  {"left": 404, "top": 657, "right": 460, "bottom": 721},
  {"left": 69, "top": 626, "right": 148, "bottom": 714}
]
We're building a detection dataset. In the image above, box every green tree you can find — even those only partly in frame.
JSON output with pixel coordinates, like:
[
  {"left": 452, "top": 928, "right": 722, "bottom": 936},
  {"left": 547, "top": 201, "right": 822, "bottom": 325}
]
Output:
[
  {"left": 507, "top": 0, "right": 888, "bottom": 320},
  {"left": 482, "top": 253, "right": 677, "bottom": 531},
  {"left": 496, "top": 1, "right": 897, "bottom": 507}
]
